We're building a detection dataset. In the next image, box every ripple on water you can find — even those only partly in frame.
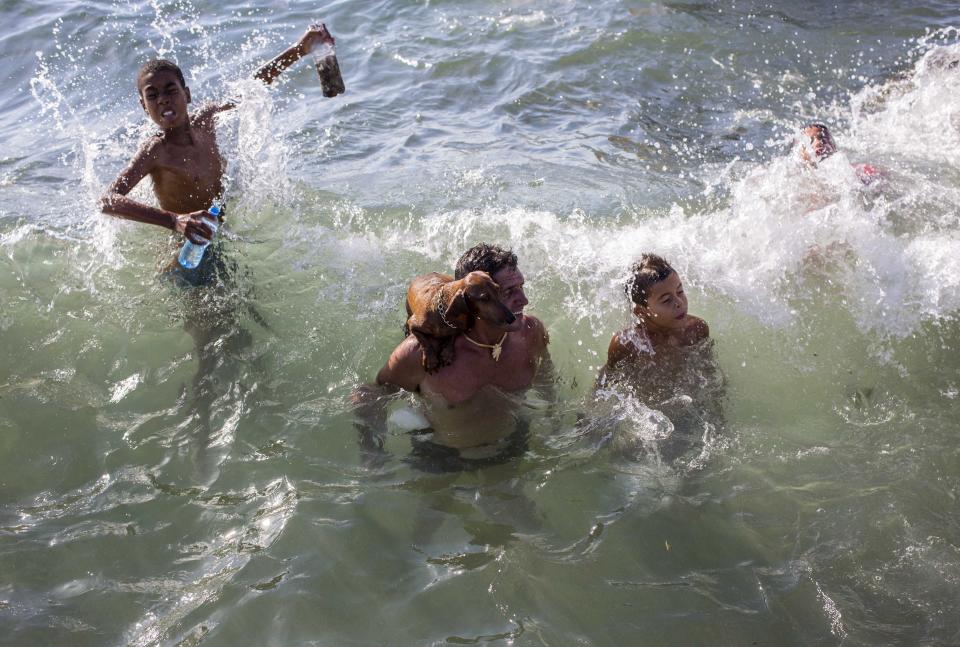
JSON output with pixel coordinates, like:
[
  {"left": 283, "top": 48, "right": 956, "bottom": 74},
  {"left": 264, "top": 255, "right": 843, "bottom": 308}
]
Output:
[{"left": 124, "top": 477, "right": 297, "bottom": 645}]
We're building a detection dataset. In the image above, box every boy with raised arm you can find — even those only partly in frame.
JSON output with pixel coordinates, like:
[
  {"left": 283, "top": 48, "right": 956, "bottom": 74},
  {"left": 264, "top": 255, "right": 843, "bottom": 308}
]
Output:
[{"left": 101, "top": 24, "right": 336, "bottom": 254}]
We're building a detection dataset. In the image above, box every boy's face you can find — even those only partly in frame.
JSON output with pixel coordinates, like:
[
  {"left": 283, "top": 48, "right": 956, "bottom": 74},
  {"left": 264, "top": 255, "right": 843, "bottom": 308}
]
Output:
[
  {"left": 138, "top": 69, "right": 191, "bottom": 129},
  {"left": 799, "top": 126, "right": 837, "bottom": 164},
  {"left": 635, "top": 271, "right": 688, "bottom": 331}
]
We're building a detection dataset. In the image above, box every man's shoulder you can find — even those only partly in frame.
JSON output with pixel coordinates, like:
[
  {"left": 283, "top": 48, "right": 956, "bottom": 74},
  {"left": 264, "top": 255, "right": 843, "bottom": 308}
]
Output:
[
  {"left": 520, "top": 314, "right": 548, "bottom": 343},
  {"left": 376, "top": 335, "right": 426, "bottom": 391},
  {"left": 392, "top": 334, "right": 424, "bottom": 360},
  {"left": 139, "top": 134, "right": 185, "bottom": 167},
  {"left": 609, "top": 326, "right": 649, "bottom": 360}
]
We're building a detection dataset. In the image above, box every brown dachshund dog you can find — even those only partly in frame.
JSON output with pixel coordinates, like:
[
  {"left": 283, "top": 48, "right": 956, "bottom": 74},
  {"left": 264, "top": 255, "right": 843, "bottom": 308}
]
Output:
[{"left": 405, "top": 271, "right": 516, "bottom": 373}]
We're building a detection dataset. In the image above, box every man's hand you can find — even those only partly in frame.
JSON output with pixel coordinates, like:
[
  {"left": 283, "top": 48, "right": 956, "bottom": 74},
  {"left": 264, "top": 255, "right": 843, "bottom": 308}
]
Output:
[
  {"left": 350, "top": 383, "right": 398, "bottom": 467},
  {"left": 173, "top": 211, "right": 215, "bottom": 244},
  {"left": 299, "top": 23, "right": 335, "bottom": 55}
]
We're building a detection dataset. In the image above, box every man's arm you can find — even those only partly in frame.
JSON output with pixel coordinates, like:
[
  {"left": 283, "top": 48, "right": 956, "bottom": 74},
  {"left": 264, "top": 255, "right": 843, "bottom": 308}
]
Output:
[
  {"left": 688, "top": 316, "right": 710, "bottom": 344},
  {"left": 376, "top": 336, "right": 427, "bottom": 392},
  {"left": 255, "top": 24, "right": 335, "bottom": 86},
  {"left": 100, "top": 141, "right": 214, "bottom": 243},
  {"left": 194, "top": 101, "right": 237, "bottom": 124},
  {"left": 595, "top": 331, "right": 650, "bottom": 389},
  {"left": 349, "top": 337, "right": 426, "bottom": 455}
]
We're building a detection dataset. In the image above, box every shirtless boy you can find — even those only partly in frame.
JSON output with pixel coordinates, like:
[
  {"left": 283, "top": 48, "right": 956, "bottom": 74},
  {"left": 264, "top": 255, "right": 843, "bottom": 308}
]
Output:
[
  {"left": 101, "top": 24, "right": 335, "bottom": 249},
  {"left": 598, "top": 255, "right": 720, "bottom": 463},
  {"left": 604, "top": 253, "right": 709, "bottom": 373},
  {"left": 353, "top": 243, "right": 551, "bottom": 466}
]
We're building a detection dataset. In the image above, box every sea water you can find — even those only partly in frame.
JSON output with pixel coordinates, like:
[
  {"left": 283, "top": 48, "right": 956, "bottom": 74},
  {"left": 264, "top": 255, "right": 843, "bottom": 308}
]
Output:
[{"left": 2, "top": 1, "right": 960, "bottom": 645}]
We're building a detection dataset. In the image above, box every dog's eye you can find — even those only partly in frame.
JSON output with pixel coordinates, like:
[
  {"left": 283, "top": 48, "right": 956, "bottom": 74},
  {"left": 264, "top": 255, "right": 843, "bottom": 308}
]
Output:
[{"left": 479, "top": 293, "right": 489, "bottom": 300}]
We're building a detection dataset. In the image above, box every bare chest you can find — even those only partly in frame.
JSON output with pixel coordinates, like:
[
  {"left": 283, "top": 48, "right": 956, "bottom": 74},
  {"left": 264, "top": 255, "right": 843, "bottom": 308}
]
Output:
[
  {"left": 421, "top": 338, "right": 540, "bottom": 405},
  {"left": 150, "top": 132, "right": 225, "bottom": 212}
]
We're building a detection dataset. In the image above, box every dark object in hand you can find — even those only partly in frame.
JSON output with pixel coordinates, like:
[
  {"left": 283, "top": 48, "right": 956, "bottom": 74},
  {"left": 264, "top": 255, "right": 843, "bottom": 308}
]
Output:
[{"left": 316, "top": 51, "right": 345, "bottom": 97}]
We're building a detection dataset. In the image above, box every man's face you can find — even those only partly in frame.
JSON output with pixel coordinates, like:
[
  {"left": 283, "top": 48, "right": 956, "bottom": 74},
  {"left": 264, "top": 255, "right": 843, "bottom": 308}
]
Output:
[
  {"left": 138, "top": 69, "right": 191, "bottom": 129},
  {"left": 635, "top": 271, "right": 688, "bottom": 331},
  {"left": 491, "top": 266, "right": 528, "bottom": 331}
]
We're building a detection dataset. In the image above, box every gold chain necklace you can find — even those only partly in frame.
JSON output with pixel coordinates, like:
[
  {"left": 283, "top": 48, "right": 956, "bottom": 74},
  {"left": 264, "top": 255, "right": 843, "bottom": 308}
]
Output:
[{"left": 463, "top": 332, "right": 508, "bottom": 361}]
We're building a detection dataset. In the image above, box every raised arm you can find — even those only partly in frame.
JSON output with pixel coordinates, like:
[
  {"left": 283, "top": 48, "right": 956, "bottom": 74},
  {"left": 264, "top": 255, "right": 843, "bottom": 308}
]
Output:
[
  {"left": 100, "top": 141, "right": 214, "bottom": 244},
  {"left": 255, "top": 23, "right": 335, "bottom": 86}
]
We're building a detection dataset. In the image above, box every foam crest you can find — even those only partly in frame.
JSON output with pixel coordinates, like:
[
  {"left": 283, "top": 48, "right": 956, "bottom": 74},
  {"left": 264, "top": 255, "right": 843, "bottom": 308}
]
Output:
[
  {"left": 24, "top": 5, "right": 960, "bottom": 343},
  {"left": 222, "top": 78, "right": 290, "bottom": 209},
  {"left": 354, "top": 137, "right": 955, "bottom": 340},
  {"left": 850, "top": 40, "right": 960, "bottom": 166}
]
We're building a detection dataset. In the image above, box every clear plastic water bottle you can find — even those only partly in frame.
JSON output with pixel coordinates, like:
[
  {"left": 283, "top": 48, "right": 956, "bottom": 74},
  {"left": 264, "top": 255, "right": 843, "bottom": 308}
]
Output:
[{"left": 178, "top": 201, "right": 222, "bottom": 269}]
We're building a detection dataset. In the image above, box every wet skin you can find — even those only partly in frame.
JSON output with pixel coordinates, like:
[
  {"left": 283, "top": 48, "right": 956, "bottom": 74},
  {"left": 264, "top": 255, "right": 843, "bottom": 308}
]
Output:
[
  {"left": 378, "top": 265, "right": 547, "bottom": 405},
  {"left": 101, "top": 68, "right": 226, "bottom": 244},
  {"left": 605, "top": 271, "right": 709, "bottom": 370},
  {"left": 137, "top": 71, "right": 226, "bottom": 214},
  {"left": 101, "top": 25, "right": 336, "bottom": 244},
  {"left": 352, "top": 263, "right": 551, "bottom": 457}
]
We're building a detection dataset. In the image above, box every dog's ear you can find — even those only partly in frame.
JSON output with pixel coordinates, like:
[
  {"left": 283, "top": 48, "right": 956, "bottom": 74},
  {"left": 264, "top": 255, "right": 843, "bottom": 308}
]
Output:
[{"left": 446, "top": 288, "right": 475, "bottom": 330}]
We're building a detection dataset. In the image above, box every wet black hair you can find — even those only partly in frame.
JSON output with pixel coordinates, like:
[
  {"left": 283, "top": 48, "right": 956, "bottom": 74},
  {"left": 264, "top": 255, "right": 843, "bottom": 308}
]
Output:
[
  {"left": 803, "top": 122, "right": 836, "bottom": 148},
  {"left": 455, "top": 243, "right": 518, "bottom": 279},
  {"left": 137, "top": 59, "right": 186, "bottom": 90},
  {"left": 626, "top": 253, "right": 675, "bottom": 306},
  {"left": 803, "top": 122, "right": 831, "bottom": 136}
]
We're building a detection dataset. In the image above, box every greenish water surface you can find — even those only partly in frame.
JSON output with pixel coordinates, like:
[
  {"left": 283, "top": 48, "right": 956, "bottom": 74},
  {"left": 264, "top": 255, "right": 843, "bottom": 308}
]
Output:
[{"left": 2, "top": 1, "right": 960, "bottom": 645}]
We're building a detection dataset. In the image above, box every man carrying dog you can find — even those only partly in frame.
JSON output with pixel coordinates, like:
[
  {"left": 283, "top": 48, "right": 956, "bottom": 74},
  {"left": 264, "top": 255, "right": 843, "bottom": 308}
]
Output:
[{"left": 352, "top": 243, "right": 551, "bottom": 469}]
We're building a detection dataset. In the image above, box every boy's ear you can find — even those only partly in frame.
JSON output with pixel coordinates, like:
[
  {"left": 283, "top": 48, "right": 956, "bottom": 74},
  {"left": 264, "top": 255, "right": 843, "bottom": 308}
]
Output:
[
  {"left": 185, "top": 86, "right": 192, "bottom": 104},
  {"left": 138, "top": 94, "right": 146, "bottom": 111},
  {"left": 632, "top": 303, "right": 645, "bottom": 318}
]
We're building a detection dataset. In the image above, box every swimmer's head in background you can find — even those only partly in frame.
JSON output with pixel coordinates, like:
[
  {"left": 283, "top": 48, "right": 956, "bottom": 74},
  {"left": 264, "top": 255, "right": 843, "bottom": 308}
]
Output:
[
  {"left": 626, "top": 253, "right": 675, "bottom": 307},
  {"left": 798, "top": 123, "right": 837, "bottom": 164}
]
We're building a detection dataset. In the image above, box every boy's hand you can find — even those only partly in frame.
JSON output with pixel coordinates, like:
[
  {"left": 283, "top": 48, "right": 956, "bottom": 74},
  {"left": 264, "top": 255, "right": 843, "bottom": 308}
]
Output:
[
  {"left": 299, "top": 23, "right": 335, "bottom": 55},
  {"left": 174, "top": 211, "right": 216, "bottom": 244}
]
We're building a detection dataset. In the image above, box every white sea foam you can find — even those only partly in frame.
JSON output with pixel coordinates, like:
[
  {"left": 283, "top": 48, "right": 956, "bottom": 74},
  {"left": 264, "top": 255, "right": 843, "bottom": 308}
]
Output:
[
  {"left": 497, "top": 11, "right": 549, "bottom": 28},
  {"left": 349, "top": 40, "right": 960, "bottom": 339}
]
